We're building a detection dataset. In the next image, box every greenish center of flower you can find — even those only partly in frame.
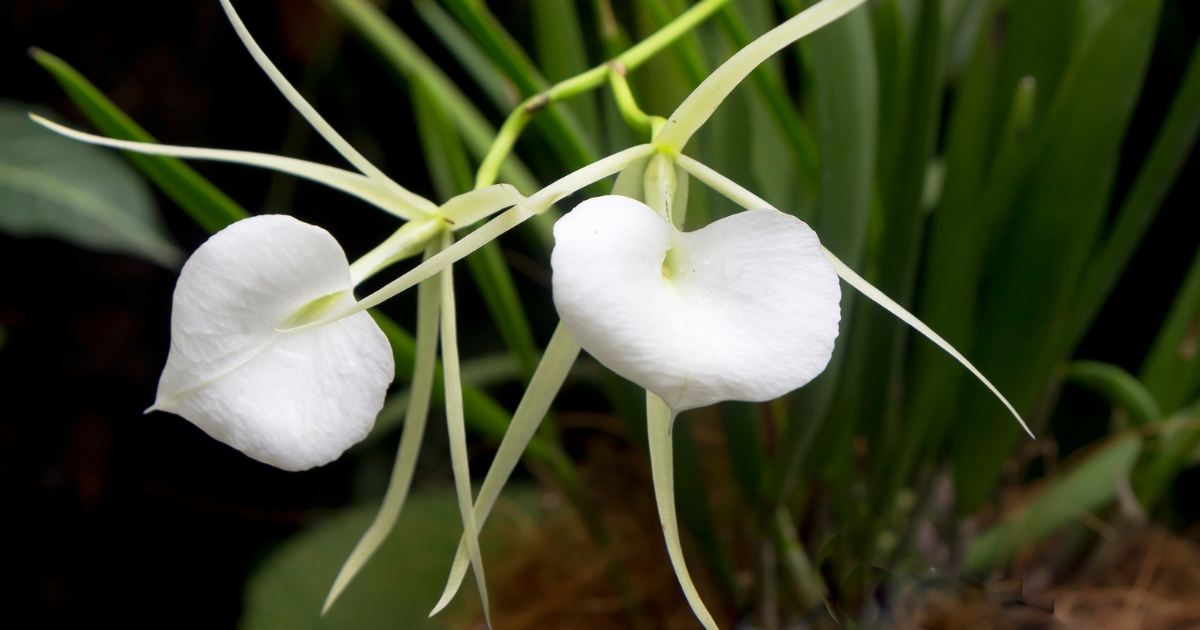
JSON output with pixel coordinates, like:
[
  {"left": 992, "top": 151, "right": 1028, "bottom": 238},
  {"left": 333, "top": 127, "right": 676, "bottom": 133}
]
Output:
[{"left": 282, "top": 290, "right": 352, "bottom": 329}]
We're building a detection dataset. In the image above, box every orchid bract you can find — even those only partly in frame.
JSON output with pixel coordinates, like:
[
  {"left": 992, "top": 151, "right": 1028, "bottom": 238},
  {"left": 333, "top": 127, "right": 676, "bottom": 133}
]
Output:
[{"left": 38, "top": 0, "right": 1043, "bottom": 628}]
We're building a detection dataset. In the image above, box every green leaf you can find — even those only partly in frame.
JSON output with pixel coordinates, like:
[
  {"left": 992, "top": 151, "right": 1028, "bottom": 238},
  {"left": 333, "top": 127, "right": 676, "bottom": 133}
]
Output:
[
  {"left": 904, "top": 0, "right": 1079, "bottom": 478},
  {"left": 413, "top": 0, "right": 519, "bottom": 112},
  {"left": 0, "top": 101, "right": 181, "bottom": 268},
  {"left": 411, "top": 82, "right": 475, "bottom": 203},
  {"left": 1140, "top": 243, "right": 1200, "bottom": 415},
  {"left": 1063, "top": 36, "right": 1200, "bottom": 355},
  {"left": 952, "top": 0, "right": 1163, "bottom": 513},
  {"left": 531, "top": 0, "right": 600, "bottom": 132},
  {"left": 31, "top": 49, "right": 247, "bottom": 233},
  {"left": 1136, "top": 398, "right": 1200, "bottom": 508},
  {"left": 964, "top": 433, "right": 1142, "bottom": 573},
  {"left": 437, "top": 0, "right": 599, "bottom": 170},
  {"left": 242, "top": 490, "right": 538, "bottom": 630},
  {"left": 321, "top": 0, "right": 540, "bottom": 196},
  {"left": 1065, "top": 360, "right": 1162, "bottom": 427},
  {"left": 721, "top": 0, "right": 820, "bottom": 204},
  {"left": 767, "top": 0, "right": 877, "bottom": 503},
  {"left": 843, "top": 0, "right": 939, "bottom": 449}
]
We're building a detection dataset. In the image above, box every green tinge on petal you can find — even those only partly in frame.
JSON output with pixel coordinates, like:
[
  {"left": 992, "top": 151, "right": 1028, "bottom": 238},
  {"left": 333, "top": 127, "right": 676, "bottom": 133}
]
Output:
[
  {"left": 322, "top": 248, "right": 444, "bottom": 614},
  {"left": 430, "top": 323, "right": 581, "bottom": 616},
  {"left": 438, "top": 232, "right": 491, "bottom": 627},
  {"left": 32, "top": 115, "right": 429, "bottom": 222},
  {"left": 676, "top": 153, "right": 1032, "bottom": 438},
  {"left": 217, "top": 0, "right": 434, "bottom": 213},
  {"left": 647, "top": 392, "right": 720, "bottom": 630}
]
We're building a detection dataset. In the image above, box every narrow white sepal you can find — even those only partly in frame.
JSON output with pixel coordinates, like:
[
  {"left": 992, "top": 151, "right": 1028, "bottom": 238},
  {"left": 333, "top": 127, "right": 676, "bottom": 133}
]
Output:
[
  {"left": 149, "top": 215, "right": 394, "bottom": 471},
  {"left": 677, "top": 155, "right": 1032, "bottom": 436},
  {"left": 323, "top": 246, "right": 443, "bottom": 615},
  {"left": 429, "top": 323, "right": 581, "bottom": 616},
  {"left": 218, "top": 0, "right": 432, "bottom": 213},
  {"left": 31, "top": 115, "right": 429, "bottom": 222},
  {"left": 552, "top": 196, "right": 841, "bottom": 412},
  {"left": 647, "top": 392, "right": 720, "bottom": 630},
  {"left": 437, "top": 232, "right": 491, "bottom": 626}
]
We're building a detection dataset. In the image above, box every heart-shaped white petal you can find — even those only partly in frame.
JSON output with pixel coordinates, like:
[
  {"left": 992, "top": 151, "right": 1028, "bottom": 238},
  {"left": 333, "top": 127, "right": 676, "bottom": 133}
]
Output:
[
  {"left": 150, "top": 215, "right": 394, "bottom": 471},
  {"left": 552, "top": 195, "right": 841, "bottom": 412}
]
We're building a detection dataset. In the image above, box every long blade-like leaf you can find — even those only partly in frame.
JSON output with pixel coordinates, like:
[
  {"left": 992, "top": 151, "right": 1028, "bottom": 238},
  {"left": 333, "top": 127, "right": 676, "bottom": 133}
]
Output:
[{"left": 31, "top": 48, "right": 247, "bottom": 233}]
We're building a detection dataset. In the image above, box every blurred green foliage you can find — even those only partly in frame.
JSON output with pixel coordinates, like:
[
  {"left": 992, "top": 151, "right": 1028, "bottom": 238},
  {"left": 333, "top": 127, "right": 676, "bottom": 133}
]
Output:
[{"left": 21, "top": 0, "right": 1200, "bottom": 626}]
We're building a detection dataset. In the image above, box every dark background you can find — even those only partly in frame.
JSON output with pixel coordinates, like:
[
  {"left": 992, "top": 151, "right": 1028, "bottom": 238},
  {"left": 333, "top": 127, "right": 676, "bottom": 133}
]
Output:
[{"left": 1, "top": 0, "right": 1198, "bottom": 627}]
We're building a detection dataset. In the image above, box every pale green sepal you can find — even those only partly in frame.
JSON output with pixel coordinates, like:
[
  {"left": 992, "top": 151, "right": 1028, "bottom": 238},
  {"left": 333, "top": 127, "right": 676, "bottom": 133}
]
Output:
[
  {"left": 440, "top": 184, "right": 523, "bottom": 228},
  {"left": 437, "top": 232, "right": 491, "bottom": 626},
  {"left": 32, "top": 115, "right": 429, "bottom": 221},
  {"left": 676, "top": 154, "right": 770, "bottom": 209},
  {"left": 676, "top": 153, "right": 1032, "bottom": 438},
  {"left": 430, "top": 323, "right": 581, "bottom": 616},
  {"left": 612, "top": 156, "right": 650, "bottom": 199},
  {"left": 656, "top": 0, "right": 871, "bottom": 152},
  {"left": 322, "top": 247, "right": 444, "bottom": 614},
  {"left": 217, "top": 0, "right": 432, "bottom": 213},
  {"left": 647, "top": 392, "right": 719, "bottom": 630},
  {"left": 350, "top": 219, "right": 445, "bottom": 286},
  {"left": 822, "top": 247, "right": 1032, "bottom": 438}
]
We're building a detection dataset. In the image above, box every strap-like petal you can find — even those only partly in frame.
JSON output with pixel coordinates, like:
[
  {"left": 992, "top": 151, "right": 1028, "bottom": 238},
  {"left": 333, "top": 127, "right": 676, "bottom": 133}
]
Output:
[{"left": 32, "top": 115, "right": 428, "bottom": 221}]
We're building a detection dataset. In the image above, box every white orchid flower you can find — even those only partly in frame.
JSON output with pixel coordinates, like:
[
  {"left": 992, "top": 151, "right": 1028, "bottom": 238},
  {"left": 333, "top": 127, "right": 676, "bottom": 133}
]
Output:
[
  {"left": 34, "top": 0, "right": 654, "bottom": 619},
  {"left": 146, "top": 214, "right": 394, "bottom": 471},
  {"left": 38, "top": 0, "right": 1035, "bottom": 627},
  {"left": 552, "top": 194, "right": 842, "bottom": 412},
  {"left": 31, "top": 0, "right": 498, "bottom": 471}
]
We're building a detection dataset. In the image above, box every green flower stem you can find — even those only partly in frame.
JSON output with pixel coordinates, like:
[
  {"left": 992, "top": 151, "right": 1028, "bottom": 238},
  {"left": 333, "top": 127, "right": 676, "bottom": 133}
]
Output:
[
  {"left": 656, "top": 0, "right": 871, "bottom": 152},
  {"left": 474, "top": 100, "right": 536, "bottom": 189},
  {"left": 471, "top": 0, "right": 733, "bottom": 189},
  {"left": 608, "top": 66, "right": 663, "bottom": 138}
]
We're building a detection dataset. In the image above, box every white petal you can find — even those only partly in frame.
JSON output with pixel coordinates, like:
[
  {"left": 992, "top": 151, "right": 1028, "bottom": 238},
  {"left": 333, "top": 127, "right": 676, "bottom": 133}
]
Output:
[
  {"left": 551, "top": 196, "right": 841, "bottom": 412},
  {"left": 151, "top": 215, "right": 394, "bottom": 470}
]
